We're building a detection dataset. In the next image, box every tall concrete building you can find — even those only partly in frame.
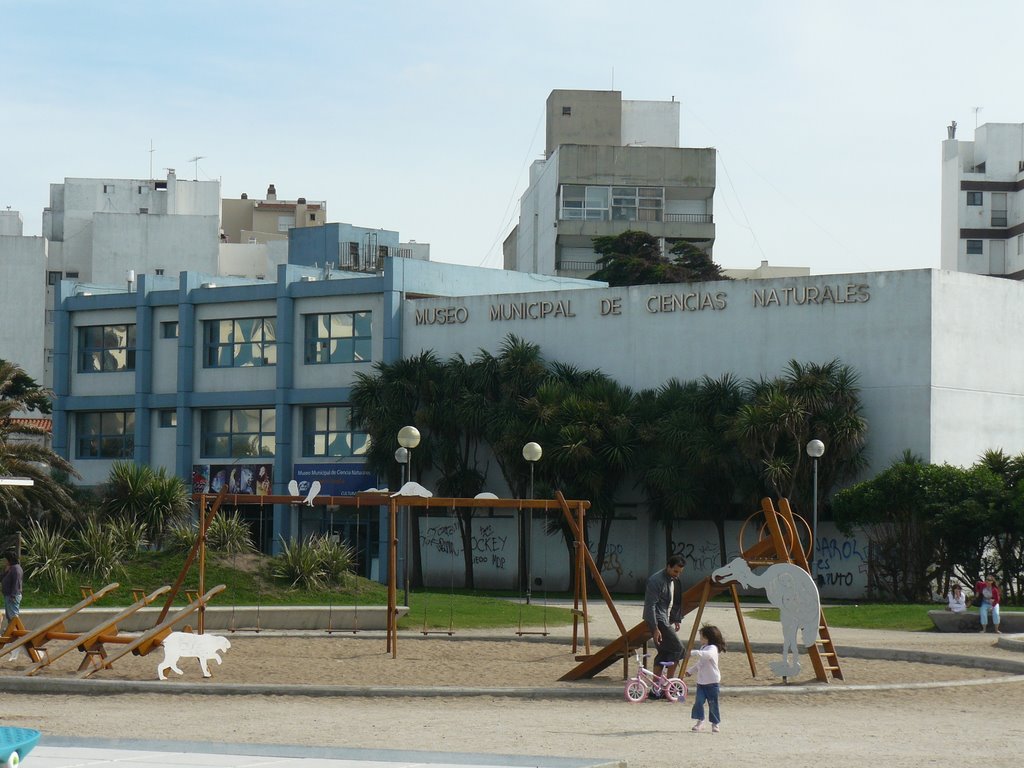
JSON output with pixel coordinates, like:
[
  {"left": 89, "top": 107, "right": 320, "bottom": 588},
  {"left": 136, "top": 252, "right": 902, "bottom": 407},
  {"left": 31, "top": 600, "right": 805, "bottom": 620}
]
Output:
[
  {"left": 0, "top": 211, "right": 47, "bottom": 386},
  {"left": 941, "top": 121, "right": 1024, "bottom": 278},
  {"left": 504, "top": 89, "right": 716, "bottom": 278}
]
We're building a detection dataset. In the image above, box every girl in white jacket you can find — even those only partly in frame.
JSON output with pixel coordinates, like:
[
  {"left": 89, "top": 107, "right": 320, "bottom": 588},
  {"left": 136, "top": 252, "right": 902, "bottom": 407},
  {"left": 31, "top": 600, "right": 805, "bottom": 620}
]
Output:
[{"left": 687, "top": 624, "right": 726, "bottom": 733}]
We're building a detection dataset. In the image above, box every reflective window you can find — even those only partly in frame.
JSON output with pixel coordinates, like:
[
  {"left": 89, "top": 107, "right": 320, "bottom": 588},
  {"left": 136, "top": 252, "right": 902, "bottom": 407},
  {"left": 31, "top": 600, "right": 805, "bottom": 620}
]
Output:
[
  {"left": 76, "top": 411, "right": 135, "bottom": 458},
  {"left": 200, "top": 408, "right": 276, "bottom": 458},
  {"left": 77, "top": 324, "right": 136, "bottom": 373},
  {"left": 304, "top": 312, "right": 372, "bottom": 365},
  {"left": 302, "top": 406, "right": 369, "bottom": 457},
  {"left": 204, "top": 317, "right": 277, "bottom": 368}
]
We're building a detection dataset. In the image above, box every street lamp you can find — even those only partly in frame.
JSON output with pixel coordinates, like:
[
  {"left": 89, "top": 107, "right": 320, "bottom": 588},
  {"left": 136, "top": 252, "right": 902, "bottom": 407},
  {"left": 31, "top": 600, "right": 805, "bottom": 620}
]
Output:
[
  {"left": 806, "top": 439, "right": 825, "bottom": 582},
  {"left": 395, "top": 446, "right": 410, "bottom": 606},
  {"left": 396, "top": 426, "right": 420, "bottom": 609},
  {"left": 522, "top": 442, "right": 542, "bottom": 605}
]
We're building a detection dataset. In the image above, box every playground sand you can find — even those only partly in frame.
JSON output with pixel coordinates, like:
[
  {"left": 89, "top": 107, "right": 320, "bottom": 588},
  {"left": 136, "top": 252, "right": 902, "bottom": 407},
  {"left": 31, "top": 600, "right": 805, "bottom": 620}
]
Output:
[{"left": 3, "top": 605, "right": 1022, "bottom": 767}]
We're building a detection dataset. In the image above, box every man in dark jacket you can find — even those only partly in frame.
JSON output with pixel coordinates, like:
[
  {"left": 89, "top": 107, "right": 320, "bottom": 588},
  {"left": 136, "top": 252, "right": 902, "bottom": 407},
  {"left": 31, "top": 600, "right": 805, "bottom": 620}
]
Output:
[{"left": 642, "top": 554, "right": 685, "bottom": 695}]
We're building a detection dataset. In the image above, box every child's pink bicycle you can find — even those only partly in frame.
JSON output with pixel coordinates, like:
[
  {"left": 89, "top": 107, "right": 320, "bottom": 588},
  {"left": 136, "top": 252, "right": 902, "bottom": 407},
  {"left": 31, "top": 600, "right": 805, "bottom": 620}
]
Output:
[{"left": 624, "top": 649, "right": 688, "bottom": 703}]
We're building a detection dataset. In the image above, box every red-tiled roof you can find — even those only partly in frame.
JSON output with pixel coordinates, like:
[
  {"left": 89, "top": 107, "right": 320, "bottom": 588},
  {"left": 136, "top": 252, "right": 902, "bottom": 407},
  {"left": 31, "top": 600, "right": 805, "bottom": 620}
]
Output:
[{"left": 9, "top": 418, "right": 52, "bottom": 433}]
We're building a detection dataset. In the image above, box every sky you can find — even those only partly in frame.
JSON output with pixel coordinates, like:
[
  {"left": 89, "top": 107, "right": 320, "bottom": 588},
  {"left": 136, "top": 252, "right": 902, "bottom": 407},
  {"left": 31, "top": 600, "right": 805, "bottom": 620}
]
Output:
[{"left": 3, "top": 0, "right": 1024, "bottom": 277}]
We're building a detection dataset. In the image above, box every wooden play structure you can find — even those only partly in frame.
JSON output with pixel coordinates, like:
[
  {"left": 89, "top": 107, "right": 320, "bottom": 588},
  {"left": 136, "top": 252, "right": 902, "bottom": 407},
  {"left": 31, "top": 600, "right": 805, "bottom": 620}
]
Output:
[
  {"left": 560, "top": 496, "right": 843, "bottom": 684},
  {"left": 0, "top": 491, "right": 228, "bottom": 677}
]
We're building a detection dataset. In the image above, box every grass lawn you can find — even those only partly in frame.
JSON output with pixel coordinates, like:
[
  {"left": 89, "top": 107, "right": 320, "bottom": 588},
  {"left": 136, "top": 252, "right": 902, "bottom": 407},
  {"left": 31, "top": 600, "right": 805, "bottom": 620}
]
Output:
[{"left": 745, "top": 603, "right": 938, "bottom": 632}]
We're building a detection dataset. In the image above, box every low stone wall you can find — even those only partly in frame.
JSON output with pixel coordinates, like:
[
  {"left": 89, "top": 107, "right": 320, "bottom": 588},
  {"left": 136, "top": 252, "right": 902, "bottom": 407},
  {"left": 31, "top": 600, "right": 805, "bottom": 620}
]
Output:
[{"left": 928, "top": 609, "right": 1024, "bottom": 633}]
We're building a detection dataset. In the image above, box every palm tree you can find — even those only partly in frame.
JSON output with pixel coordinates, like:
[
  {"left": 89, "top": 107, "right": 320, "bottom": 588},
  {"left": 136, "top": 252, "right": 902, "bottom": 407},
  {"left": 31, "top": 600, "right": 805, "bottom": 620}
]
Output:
[
  {"left": 732, "top": 359, "right": 868, "bottom": 515},
  {"left": 0, "top": 360, "right": 80, "bottom": 531},
  {"left": 101, "top": 461, "right": 191, "bottom": 548}
]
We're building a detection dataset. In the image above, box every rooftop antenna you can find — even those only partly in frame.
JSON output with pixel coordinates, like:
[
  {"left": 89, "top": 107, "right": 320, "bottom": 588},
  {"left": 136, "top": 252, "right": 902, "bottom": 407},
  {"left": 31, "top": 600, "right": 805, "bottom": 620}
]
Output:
[
  {"left": 149, "top": 140, "right": 155, "bottom": 180},
  {"left": 189, "top": 155, "right": 206, "bottom": 181},
  {"left": 973, "top": 107, "right": 982, "bottom": 130}
]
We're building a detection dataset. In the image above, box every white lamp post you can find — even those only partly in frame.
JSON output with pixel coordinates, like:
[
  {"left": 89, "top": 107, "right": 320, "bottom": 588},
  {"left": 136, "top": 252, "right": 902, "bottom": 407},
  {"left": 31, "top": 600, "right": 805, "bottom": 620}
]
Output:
[
  {"left": 806, "top": 439, "right": 825, "bottom": 581},
  {"left": 397, "top": 427, "right": 420, "bottom": 608},
  {"left": 522, "top": 442, "right": 542, "bottom": 605}
]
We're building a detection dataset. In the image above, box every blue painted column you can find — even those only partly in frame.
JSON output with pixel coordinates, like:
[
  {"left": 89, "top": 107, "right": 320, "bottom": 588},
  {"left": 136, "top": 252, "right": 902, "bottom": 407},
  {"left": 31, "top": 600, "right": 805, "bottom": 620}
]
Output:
[
  {"left": 272, "top": 271, "right": 295, "bottom": 555},
  {"left": 175, "top": 275, "right": 197, "bottom": 484},
  {"left": 134, "top": 278, "right": 153, "bottom": 467},
  {"left": 51, "top": 281, "right": 73, "bottom": 459}
]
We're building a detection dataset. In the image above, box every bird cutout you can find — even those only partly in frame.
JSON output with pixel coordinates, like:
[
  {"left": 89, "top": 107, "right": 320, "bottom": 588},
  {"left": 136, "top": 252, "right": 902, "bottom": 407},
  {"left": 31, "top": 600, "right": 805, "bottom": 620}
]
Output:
[
  {"left": 474, "top": 492, "right": 499, "bottom": 499},
  {"left": 303, "top": 480, "right": 321, "bottom": 506},
  {"left": 287, "top": 479, "right": 299, "bottom": 497},
  {"left": 712, "top": 557, "right": 821, "bottom": 678},
  {"left": 361, "top": 487, "right": 389, "bottom": 494},
  {"left": 391, "top": 481, "right": 433, "bottom": 498}
]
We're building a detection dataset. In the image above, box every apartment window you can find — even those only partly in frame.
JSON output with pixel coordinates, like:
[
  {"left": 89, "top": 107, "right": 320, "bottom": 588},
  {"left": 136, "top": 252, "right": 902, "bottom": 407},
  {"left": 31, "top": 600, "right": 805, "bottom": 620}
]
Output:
[
  {"left": 277, "top": 215, "right": 294, "bottom": 232},
  {"left": 65, "top": 270, "right": 79, "bottom": 278},
  {"left": 562, "top": 106, "right": 572, "bottom": 116},
  {"left": 78, "top": 324, "right": 136, "bottom": 373},
  {"left": 155, "top": 268, "right": 165, "bottom": 276},
  {"left": 138, "top": 207, "right": 149, "bottom": 214},
  {"left": 301, "top": 406, "right": 369, "bottom": 457},
  {"left": 309, "top": 213, "right": 317, "bottom": 222},
  {"left": 161, "top": 321, "right": 179, "bottom": 339},
  {"left": 611, "top": 186, "right": 664, "bottom": 223},
  {"left": 966, "top": 239, "right": 984, "bottom": 255},
  {"left": 47, "top": 270, "right": 62, "bottom": 285},
  {"left": 158, "top": 409, "right": 177, "bottom": 428},
  {"left": 992, "top": 192, "right": 1008, "bottom": 227},
  {"left": 76, "top": 411, "right": 135, "bottom": 459},
  {"left": 560, "top": 185, "right": 611, "bottom": 221},
  {"left": 966, "top": 191, "right": 983, "bottom": 206},
  {"left": 103, "top": 184, "right": 115, "bottom": 193},
  {"left": 201, "top": 408, "right": 276, "bottom": 458},
  {"left": 204, "top": 318, "right": 277, "bottom": 367},
  {"left": 304, "top": 311, "right": 372, "bottom": 364}
]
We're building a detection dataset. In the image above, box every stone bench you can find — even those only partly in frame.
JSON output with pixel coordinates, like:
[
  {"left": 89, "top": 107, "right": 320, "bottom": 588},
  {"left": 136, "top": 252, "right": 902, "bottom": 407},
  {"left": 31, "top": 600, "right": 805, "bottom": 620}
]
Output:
[{"left": 928, "top": 609, "right": 1024, "bottom": 633}]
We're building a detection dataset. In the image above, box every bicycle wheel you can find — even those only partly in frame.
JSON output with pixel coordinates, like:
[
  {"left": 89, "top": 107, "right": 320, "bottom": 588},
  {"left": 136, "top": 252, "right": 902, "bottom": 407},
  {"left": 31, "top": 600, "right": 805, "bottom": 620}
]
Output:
[
  {"left": 624, "top": 679, "right": 648, "bottom": 703},
  {"left": 665, "top": 678, "right": 687, "bottom": 702}
]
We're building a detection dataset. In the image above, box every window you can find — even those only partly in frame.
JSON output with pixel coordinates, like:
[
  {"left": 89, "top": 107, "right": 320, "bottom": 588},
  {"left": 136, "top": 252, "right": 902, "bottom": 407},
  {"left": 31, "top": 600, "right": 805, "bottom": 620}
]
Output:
[
  {"left": 204, "top": 318, "right": 276, "bottom": 367},
  {"left": 304, "top": 311, "right": 372, "bottom": 364},
  {"left": 302, "top": 406, "right": 369, "bottom": 457},
  {"left": 65, "top": 270, "right": 79, "bottom": 278},
  {"left": 562, "top": 106, "right": 572, "bottom": 116},
  {"left": 76, "top": 411, "right": 135, "bottom": 459},
  {"left": 103, "top": 184, "right": 115, "bottom": 193},
  {"left": 277, "top": 215, "right": 294, "bottom": 232},
  {"left": 309, "top": 213, "right": 317, "bottom": 222},
  {"left": 967, "top": 191, "right": 983, "bottom": 206},
  {"left": 45, "top": 310, "right": 54, "bottom": 324},
  {"left": 201, "top": 408, "right": 276, "bottom": 457},
  {"left": 560, "top": 185, "right": 611, "bottom": 221},
  {"left": 611, "top": 186, "right": 664, "bottom": 223},
  {"left": 161, "top": 321, "right": 179, "bottom": 339},
  {"left": 78, "top": 324, "right": 136, "bottom": 373},
  {"left": 992, "top": 192, "right": 1008, "bottom": 227},
  {"left": 966, "top": 239, "right": 984, "bottom": 255},
  {"left": 138, "top": 207, "right": 149, "bottom": 214},
  {"left": 158, "top": 409, "right": 177, "bottom": 428},
  {"left": 47, "top": 270, "right": 62, "bottom": 286},
  {"left": 155, "top": 268, "right": 165, "bottom": 276},
  {"left": 1018, "top": 235, "right": 1023, "bottom": 256}
]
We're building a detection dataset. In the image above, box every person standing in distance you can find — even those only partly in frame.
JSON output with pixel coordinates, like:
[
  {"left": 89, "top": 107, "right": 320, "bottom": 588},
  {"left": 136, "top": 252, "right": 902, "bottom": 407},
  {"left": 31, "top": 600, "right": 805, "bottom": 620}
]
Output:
[
  {"left": 643, "top": 554, "right": 685, "bottom": 697},
  {"left": 2, "top": 550, "right": 24, "bottom": 630}
]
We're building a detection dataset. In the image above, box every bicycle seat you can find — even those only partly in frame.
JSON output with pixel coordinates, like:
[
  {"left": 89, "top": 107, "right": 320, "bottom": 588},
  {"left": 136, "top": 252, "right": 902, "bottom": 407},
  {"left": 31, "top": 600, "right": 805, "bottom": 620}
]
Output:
[{"left": 657, "top": 661, "right": 674, "bottom": 669}]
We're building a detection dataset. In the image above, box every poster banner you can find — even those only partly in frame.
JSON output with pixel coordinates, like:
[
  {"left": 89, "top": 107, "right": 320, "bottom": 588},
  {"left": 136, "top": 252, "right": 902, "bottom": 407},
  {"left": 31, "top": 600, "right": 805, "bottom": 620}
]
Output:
[
  {"left": 192, "top": 463, "right": 273, "bottom": 496},
  {"left": 293, "top": 463, "right": 377, "bottom": 496}
]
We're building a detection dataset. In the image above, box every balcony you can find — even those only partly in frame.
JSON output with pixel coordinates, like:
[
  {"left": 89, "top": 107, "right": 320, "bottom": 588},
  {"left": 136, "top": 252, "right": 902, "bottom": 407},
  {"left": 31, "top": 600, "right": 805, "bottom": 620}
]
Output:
[{"left": 664, "top": 213, "right": 713, "bottom": 224}]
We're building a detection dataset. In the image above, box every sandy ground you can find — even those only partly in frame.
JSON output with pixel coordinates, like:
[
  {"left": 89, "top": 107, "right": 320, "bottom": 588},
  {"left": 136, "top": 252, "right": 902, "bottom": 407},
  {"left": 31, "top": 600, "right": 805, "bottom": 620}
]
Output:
[{"left": 3, "top": 603, "right": 1024, "bottom": 767}]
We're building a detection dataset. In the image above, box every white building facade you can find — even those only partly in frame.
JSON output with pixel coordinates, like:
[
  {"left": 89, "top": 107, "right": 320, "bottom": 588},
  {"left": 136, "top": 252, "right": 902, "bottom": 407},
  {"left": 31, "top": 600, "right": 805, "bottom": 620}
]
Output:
[{"left": 940, "top": 122, "right": 1024, "bottom": 277}]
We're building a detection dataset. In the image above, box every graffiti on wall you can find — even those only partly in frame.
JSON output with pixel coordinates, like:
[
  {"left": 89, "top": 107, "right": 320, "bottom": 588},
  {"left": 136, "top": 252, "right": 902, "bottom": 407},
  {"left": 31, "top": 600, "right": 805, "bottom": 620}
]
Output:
[{"left": 812, "top": 533, "right": 869, "bottom": 594}]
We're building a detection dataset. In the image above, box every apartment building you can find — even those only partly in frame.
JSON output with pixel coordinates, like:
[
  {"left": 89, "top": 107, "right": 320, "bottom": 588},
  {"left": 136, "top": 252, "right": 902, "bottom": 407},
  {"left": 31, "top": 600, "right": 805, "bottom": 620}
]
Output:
[{"left": 504, "top": 89, "right": 716, "bottom": 278}]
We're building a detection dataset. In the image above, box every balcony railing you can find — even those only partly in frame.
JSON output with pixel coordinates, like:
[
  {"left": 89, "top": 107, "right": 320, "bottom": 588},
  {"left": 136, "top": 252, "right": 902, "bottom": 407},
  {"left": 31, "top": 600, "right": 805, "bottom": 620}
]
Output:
[
  {"left": 556, "top": 260, "right": 599, "bottom": 273},
  {"left": 664, "top": 213, "right": 713, "bottom": 224}
]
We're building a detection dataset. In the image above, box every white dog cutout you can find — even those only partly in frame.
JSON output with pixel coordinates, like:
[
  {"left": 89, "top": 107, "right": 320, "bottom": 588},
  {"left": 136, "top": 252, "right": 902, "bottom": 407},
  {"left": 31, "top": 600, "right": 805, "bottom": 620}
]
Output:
[{"left": 157, "top": 632, "right": 231, "bottom": 680}]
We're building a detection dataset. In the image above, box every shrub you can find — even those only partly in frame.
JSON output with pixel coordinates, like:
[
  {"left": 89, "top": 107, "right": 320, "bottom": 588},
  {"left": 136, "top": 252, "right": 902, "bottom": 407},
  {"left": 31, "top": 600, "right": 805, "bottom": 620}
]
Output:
[
  {"left": 271, "top": 534, "right": 355, "bottom": 590},
  {"left": 107, "top": 516, "right": 148, "bottom": 555},
  {"left": 207, "top": 511, "right": 255, "bottom": 554},
  {"left": 20, "top": 520, "right": 73, "bottom": 592},
  {"left": 73, "top": 517, "right": 128, "bottom": 583}
]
